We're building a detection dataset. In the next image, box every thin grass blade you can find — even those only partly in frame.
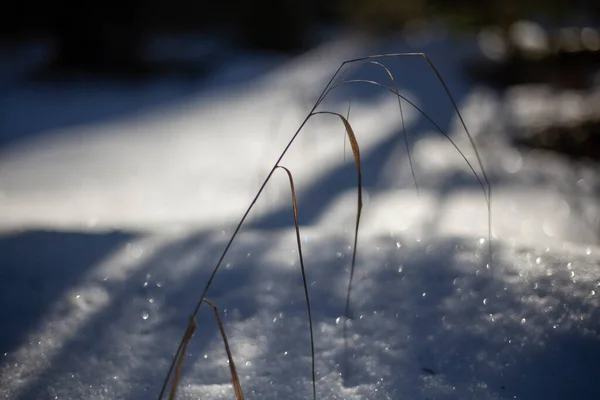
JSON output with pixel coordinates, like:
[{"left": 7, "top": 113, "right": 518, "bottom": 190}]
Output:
[
  {"left": 167, "top": 317, "right": 197, "bottom": 400},
  {"left": 336, "top": 78, "right": 488, "bottom": 201},
  {"left": 202, "top": 299, "right": 245, "bottom": 400},
  {"left": 366, "top": 60, "right": 419, "bottom": 195},
  {"left": 158, "top": 58, "right": 348, "bottom": 400},
  {"left": 275, "top": 165, "right": 316, "bottom": 400},
  {"left": 159, "top": 52, "right": 492, "bottom": 398},
  {"left": 310, "top": 111, "right": 362, "bottom": 377},
  {"left": 323, "top": 53, "right": 492, "bottom": 269}
]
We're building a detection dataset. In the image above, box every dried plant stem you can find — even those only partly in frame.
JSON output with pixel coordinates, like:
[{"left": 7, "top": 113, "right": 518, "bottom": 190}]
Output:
[
  {"left": 203, "top": 299, "right": 245, "bottom": 400},
  {"left": 276, "top": 165, "right": 316, "bottom": 400},
  {"left": 167, "top": 316, "right": 196, "bottom": 400},
  {"left": 158, "top": 52, "right": 492, "bottom": 399}
]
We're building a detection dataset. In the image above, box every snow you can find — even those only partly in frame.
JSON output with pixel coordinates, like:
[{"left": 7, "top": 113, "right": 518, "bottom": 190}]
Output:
[{"left": 1, "top": 31, "right": 600, "bottom": 399}]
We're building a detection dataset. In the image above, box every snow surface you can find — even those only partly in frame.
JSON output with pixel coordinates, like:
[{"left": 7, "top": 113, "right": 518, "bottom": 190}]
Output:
[{"left": 1, "top": 31, "right": 600, "bottom": 400}]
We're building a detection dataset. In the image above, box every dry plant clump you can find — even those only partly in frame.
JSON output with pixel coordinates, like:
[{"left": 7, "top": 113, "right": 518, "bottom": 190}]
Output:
[{"left": 158, "top": 52, "right": 491, "bottom": 400}]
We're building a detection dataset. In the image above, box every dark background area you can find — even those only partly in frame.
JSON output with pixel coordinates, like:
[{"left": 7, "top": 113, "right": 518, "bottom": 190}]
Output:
[
  {"left": 3, "top": 0, "right": 599, "bottom": 161},
  {"left": 1, "top": 0, "right": 336, "bottom": 77},
  {"left": 1, "top": 0, "right": 599, "bottom": 76}
]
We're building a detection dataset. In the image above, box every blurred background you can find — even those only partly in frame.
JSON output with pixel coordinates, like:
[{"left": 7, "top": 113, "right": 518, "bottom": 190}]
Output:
[
  {"left": 2, "top": 1, "right": 600, "bottom": 398},
  {"left": 1, "top": 0, "right": 600, "bottom": 232}
]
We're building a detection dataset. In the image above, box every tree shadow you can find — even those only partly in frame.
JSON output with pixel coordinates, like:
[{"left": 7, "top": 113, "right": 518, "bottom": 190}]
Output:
[
  {"left": 0, "top": 39, "right": 288, "bottom": 149},
  {"left": 0, "top": 230, "right": 133, "bottom": 356},
  {"left": 3, "top": 225, "right": 599, "bottom": 399},
  {"left": 7, "top": 229, "right": 264, "bottom": 400},
  {"left": 336, "top": 236, "right": 600, "bottom": 399}
]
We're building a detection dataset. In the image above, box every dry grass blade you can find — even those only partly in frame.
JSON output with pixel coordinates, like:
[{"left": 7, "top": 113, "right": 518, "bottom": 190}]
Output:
[
  {"left": 340, "top": 71, "right": 353, "bottom": 162},
  {"left": 202, "top": 299, "right": 245, "bottom": 400},
  {"left": 334, "top": 78, "right": 488, "bottom": 201},
  {"left": 366, "top": 60, "right": 418, "bottom": 195},
  {"left": 310, "top": 111, "right": 362, "bottom": 377},
  {"left": 167, "top": 316, "right": 196, "bottom": 400},
  {"left": 322, "top": 53, "right": 492, "bottom": 268},
  {"left": 156, "top": 57, "right": 346, "bottom": 400},
  {"left": 166, "top": 302, "right": 243, "bottom": 400},
  {"left": 353, "top": 52, "right": 492, "bottom": 265},
  {"left": 159, "top": 52, "right": 491, "bottom": 398},
  {"left": 275, "top": 165, "right": 317, "bottom": 400}
]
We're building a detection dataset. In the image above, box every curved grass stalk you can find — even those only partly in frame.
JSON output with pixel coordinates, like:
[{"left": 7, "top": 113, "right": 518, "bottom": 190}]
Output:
[
  {"left": 365, "top": 60, "right": 418, "bottom": 196},
  {"left": 320, "top": 54, "right": 492, "bottom": 268},
  {"left": 334, "top": 78, "right": 488, "bottom": 203},
  {"left": 322, "top": 61, "right": 492, "bottom": 376},
  {"left": 309, "top": 111, "right": 362, "bottom": 379},
  {"left": 156, "top": 65, "right": 343, "bottom": 400},
  {"left": 203, "top": 299, "right": 245, "bottom": 400},
  {"left": 275, "top": 165, "right": 317, "bottom": 400},
  {"left": 164, "top": 165, "right": 319, "bottom": 400},
  {"left": 166, "top": 300, "right": 244, "bottom": 400},
  {"left": 158, "top": 52, "right": 492, "bottom": 399},
  {"left": 318, "top": 54, "right": 490, "bottom": 201},
  {"left": 306, "top": 113, "right": 363, "bottom": 300},
  {"left": 339, "top": 71, "right": 353, "bottom": 162},
  {"left": 167, "top": 316, "right": 196, "bottom": 400}
]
